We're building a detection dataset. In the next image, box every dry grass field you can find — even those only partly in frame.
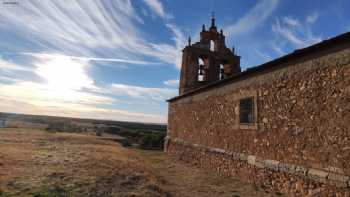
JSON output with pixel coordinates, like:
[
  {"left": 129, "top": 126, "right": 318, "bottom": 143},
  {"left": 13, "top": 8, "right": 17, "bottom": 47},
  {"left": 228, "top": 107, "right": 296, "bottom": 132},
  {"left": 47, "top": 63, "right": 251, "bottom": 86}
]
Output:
[{"left": 0, "top": 128, "right": 277, "bottom": 197}]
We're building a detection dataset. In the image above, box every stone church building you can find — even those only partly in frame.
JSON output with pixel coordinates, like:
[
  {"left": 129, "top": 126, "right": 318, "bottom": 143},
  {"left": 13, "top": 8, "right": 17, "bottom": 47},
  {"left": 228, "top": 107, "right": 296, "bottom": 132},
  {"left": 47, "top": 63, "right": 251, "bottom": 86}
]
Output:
[{"left": 165, "top": 16, "right": 350, "bottom": 195}]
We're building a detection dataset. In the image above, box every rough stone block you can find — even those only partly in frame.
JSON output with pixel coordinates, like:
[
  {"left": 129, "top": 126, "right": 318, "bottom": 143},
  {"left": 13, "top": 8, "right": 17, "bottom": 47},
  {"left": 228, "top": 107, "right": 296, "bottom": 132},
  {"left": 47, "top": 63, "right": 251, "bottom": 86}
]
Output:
[
  {"left": 253, "top": 156, "right": 264, "bottom": 168},
  {"left": 237, "top": 153, "right": 248, "bottom": 161},
  {"left": 278, "top": 162, "right": 296, "bottom": 174},
  {"left": 231, "top": 152, "right": 248, "bottom": 161},
  {"left": 247, "top": 155, "right": 256, "bottom": 166},
  {"left": 231, "top": 152, "right": 239, "bottom": 160},
  {"left": 325, "top": 166, "right": 345, "bottom": 175},
  {"left": 308, "top": 169, "right": 328, "bottom": 183},
  {"left": 328, "top": 173, "right": 350, "bottom": 187},
  {"left": 295, "top": 165, "right": 308, "bottom": 176},
  {"left": 263, "top": 159, "right": 279, "bottom": 171},
  {"left": 211, "top": 147, "right": 225, "bottom": 154}
]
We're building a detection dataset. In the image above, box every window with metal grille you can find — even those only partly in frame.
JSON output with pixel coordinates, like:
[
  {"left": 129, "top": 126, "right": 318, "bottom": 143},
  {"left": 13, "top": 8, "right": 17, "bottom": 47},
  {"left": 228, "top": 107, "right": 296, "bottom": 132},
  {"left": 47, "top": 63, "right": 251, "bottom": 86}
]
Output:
[{"left": 239, "top": 97, "right": 254, "bottom": 124}]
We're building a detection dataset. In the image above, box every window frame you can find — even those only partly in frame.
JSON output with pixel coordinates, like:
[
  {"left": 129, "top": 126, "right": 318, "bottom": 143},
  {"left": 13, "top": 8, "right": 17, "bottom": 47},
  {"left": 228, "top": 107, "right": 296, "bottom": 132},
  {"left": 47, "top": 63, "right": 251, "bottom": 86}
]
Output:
[
  {"left": 239, "top": 97, "right": 255, "bottom": 124},
  {"left": 236, "top": 92, "right": 258, "bottom": 130}
]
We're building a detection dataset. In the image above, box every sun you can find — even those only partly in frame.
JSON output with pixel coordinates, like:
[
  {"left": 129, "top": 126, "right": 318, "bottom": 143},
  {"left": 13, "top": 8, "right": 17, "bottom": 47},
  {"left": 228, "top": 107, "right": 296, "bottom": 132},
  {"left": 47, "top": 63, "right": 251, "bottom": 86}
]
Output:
[{"left": 35, "top": 55, "right": 94, "bottom": 100}]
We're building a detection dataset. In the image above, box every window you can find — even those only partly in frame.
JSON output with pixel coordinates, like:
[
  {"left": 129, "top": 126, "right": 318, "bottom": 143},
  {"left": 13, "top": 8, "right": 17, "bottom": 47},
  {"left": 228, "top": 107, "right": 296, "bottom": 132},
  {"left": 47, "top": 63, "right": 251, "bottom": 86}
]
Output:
[
  {"left": 210, "top": 40, "right": 215, "bottom": 51},
  {"left": 219, "top": 64, "right": 224, "bottom": 80},
  {"left": 198, "top": 58, "right": 205, "bottom": 81},
  {"left": 239, "top": 97, "right": 254, "bottom": 124}
]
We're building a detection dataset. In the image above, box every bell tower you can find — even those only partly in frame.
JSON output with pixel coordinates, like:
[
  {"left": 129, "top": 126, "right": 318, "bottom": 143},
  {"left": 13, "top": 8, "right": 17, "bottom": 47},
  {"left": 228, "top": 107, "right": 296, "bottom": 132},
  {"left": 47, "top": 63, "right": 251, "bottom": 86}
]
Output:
[{"left": 179, "top": 14, "right": 241, "bottom": 95}]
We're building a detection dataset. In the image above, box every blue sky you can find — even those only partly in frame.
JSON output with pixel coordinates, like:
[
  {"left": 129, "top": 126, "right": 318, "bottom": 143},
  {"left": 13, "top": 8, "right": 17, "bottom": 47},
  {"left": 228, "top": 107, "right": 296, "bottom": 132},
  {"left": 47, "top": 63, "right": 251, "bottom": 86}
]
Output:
[{"left": 0, "top": 0, "right": 349, "bottom": 123}]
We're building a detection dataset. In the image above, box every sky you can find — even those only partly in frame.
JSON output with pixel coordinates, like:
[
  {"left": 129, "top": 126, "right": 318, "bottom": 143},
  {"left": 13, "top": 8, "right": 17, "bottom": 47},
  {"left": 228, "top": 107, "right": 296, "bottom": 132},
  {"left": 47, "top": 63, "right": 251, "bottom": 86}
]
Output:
[{"left": 0, "top": 0, "right": 349, "bottom": 123}]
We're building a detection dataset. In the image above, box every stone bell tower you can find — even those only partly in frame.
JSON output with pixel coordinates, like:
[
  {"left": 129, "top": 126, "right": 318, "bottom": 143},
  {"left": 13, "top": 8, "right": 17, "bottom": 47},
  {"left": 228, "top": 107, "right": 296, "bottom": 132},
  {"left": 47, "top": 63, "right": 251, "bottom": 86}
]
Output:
[{"left": 179, "top": 14, "right": 241, "bottom": 95}]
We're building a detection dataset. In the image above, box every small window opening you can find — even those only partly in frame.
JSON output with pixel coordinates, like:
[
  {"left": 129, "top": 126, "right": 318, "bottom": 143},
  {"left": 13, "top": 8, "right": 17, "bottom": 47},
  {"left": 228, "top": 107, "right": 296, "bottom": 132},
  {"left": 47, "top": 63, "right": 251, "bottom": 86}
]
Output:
[
  {"left": 239, "top": 97, "right": 254, "bottom": 124},
  {"left": 198, "top": 58, "right": 205, "bottom": 81},
  {"left": 219, "top": 64, "right": 224, "bottom": 80},
  {"left": 210, "top": 40, "right": 215, "bottom": 51}
]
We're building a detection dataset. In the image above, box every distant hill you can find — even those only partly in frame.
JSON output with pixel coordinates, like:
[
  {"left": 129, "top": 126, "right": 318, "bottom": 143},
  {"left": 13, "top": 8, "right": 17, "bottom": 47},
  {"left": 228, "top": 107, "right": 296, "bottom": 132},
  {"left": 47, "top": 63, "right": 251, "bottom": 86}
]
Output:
[{"left": 0, "top": 111, "right": 167, "bottom": 149}]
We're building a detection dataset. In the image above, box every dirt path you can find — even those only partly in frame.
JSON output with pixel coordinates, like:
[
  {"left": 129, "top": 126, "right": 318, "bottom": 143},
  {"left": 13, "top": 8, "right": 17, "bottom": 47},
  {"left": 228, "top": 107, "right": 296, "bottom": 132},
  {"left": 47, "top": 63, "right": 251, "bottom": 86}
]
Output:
[{"left": 0, "top": 128, "right": 278, "bottom": 197}]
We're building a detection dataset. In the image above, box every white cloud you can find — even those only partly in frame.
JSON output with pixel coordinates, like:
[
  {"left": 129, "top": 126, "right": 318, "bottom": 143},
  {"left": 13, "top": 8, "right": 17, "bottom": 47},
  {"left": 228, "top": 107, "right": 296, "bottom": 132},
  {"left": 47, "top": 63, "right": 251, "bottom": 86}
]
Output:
[
  {"left": 164, "top": 24, "right": 186, "bottom": 68},
  {"left": 109, "top": 83, "right": 177, "bottom": 101},
  {"left": 135, "top": 23, "right": 186, "bottom": 69},
  {"left": 163, "top": 79, "right": 179, "bottom": 87},
  {"left": 0, "top": 0, "right": 180, "bottom": 68},
  {"left": 142, "top": 0, "right": 165, "bottom": 18},
  {"left": 306, "top": 12, "right": 318, "bottom": 24},
  {"left": 22, "top": 52, "right": 158, "bottom": 65},
  {"left": 0, "top": 58, "right": 33, "bottom": 72},
  {"left": 0, "top": 97, "right": 166, "bottom": 123},
  {"left": 0, "top": 1, "right": 182, "bottom": 123},
  {"left": 272, "top": 19, "right": 305, "bottom": 46},
  {"left": 0, "top": 79, "right": 169, "bottom": 123},
  {"left": 0, "top": 56, "right": 169, "bottom": 123},
  {"left": 0, "top": 56, "right": 108, "bottom": 105},
  {"left": 225, "top": 0, "right": 279, "bottom": 36},
  {"left": 255, "top": 50, "right": 272, "bottom": 61},
  {"left": 0, "top": 75, "right": 20, "bottom": 83},
  {"left": 271, "top": 44, "right": 285, "bottom": 56},
  {"left": 283, "top": 16, "right": 300, "bottom": 27},
  {"left": 0, "top": 81, "right": 112, "bottom": 106},
  {"left": 272, "top": 15, "right": 322, "bottom": 48}
]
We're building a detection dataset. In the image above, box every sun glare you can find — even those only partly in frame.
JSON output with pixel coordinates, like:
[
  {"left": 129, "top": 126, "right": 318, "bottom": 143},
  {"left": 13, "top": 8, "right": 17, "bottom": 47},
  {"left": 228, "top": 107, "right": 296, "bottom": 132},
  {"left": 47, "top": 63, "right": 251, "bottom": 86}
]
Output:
[{"left": 35, "top": 55, "right": 94, "bottom": 100}]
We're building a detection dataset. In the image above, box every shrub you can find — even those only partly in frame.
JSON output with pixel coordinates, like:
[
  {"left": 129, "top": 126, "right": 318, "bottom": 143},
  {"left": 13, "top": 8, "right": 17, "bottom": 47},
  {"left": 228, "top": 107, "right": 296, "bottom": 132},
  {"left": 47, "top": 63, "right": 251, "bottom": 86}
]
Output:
[
  {"left": 139, "top": 132, "right": 165, "bottom": 150},
  {"left": 120, "top": 139, "right": 131, "bottom": 147}
]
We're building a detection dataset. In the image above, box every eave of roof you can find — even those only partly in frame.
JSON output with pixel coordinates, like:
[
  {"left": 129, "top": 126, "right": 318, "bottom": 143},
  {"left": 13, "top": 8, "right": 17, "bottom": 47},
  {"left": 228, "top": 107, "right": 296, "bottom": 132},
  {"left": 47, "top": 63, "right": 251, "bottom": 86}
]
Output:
[{"left": 168, "top": 31, "right": 350, "bottom": 102}]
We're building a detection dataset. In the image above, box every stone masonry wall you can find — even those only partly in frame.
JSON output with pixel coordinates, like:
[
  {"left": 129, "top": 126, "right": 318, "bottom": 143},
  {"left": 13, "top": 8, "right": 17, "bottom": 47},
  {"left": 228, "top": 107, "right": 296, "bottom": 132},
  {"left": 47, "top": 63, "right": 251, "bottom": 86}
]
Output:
[
  {"left": 166, "top": 139, "right": 350, "bottom": 195},
  {"left": 166, "top": 48, "right": 350, "bottom": 195}
]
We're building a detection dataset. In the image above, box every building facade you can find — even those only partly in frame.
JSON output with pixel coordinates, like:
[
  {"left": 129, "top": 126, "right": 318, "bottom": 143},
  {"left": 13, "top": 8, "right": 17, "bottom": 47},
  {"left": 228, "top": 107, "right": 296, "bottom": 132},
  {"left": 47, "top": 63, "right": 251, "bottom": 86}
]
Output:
[{"left": 165, "top": 17, "right": 350, "bottom": 195}]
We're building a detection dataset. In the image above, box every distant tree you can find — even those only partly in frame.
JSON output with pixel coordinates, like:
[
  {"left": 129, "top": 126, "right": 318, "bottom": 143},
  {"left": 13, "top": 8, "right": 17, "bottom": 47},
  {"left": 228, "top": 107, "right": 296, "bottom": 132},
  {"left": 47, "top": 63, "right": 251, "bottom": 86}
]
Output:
[{"left": 139, "top": 132, "right": 165, "bottom": 150}]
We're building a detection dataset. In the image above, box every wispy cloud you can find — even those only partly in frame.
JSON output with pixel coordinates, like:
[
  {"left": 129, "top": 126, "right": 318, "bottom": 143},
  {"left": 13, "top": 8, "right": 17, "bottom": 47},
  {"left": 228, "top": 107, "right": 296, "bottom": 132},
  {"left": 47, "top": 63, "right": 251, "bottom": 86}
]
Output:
[
  {"left": 0, "top": 0, "right": 184, "bottom": 123},
  {"left": 272, "top": 14, "right": 322, "bottom": 48},
  {"left": 0, "top": 0, "right": 180, "bottom": 67},
  {"left": 0, "top": 81, "right": 111, "bottom": 106},
  {"left": 21, "top": 52, "right": 158, "bottom": 65},
  {"left": 271, "top": 44, "right": 285, "bottom": 56},
  {"left": 163, "top": 79, "right": 179, "bottom": 87},
  {"left": 0, "top": 96, "right": 166, "bottom": 123},
  {"left": 225, "top": 0, "right": 279, "bottom": 36},
  {"left": 142, "top": 0, "right": 172, "bottom": 19},
  {"left": 306, "top": 12, "right": 318, "bottom": 24},
  {"left": 109, "top": 84, "right": 177, "bottom": 101},
  {"left": 0, "top": 58, "right": 33, "bottom": 72},
  {"left": 272, "top": 19, "right": 305, "bottom": 46},
  {"left": 283, "top": 16, "right": 301, "bottom": 27},
  {"left": 255, "top": 49, "right": 272, "bottom": 61},
  {"left": 0, "top": 56, "right": 169, "bottom": 123},
  {"left": 0, "top": 56, "right": 107, "bottom": 104},
  {"left": 164, "top": 24, "right": 187, "bottom": 68}
]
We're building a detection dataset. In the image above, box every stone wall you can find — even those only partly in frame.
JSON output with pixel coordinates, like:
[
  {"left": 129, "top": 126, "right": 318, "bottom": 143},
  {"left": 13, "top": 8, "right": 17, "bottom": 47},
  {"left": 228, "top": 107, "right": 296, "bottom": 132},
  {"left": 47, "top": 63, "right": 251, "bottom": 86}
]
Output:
[
  {"left": 166, "top": 138, "right": 349, "bottom": 195},
  {"left": 166, "top": 47, "right": 350, "bottom": 195}
]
